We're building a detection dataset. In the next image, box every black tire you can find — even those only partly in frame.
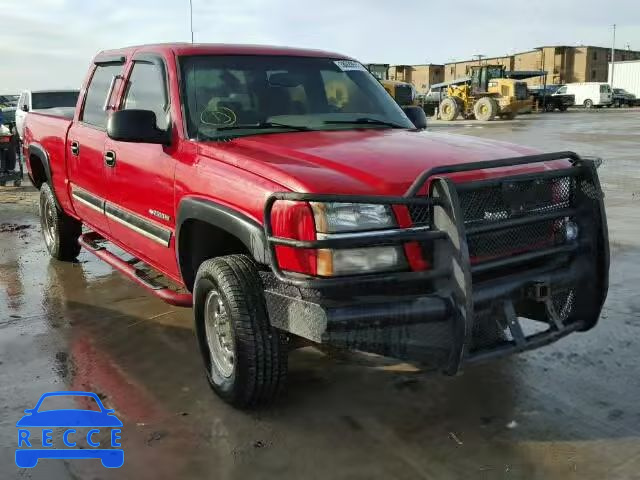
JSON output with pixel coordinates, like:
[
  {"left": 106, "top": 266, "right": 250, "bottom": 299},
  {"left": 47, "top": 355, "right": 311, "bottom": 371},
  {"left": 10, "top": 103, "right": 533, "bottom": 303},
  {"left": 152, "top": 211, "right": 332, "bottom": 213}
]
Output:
[
  {"left": 545, "top": 103, "right": 556, "bottom": 112},
  {"left": 39, "top": 182, "right": 82, "bottom": 261},
  {"left": 193, "top": 255, "right": 288, "bottom": 408},
  {"left": 439, "top": 97, "right": 459, "bottom": 121},
  {"left": 474, "top": 97, "right": 498, "bottom": 121},
  {"left": 583, "top": 99, "right": 594, "bottom": 109},
  {"left": 13, "top": 178, "right": 22, "bottom": 187},
  {"left": 558, "top": 105, "right": 568, "bottom": 112},
  {"left": 0, "top": 180, "right": 5, "bottom": 187}
]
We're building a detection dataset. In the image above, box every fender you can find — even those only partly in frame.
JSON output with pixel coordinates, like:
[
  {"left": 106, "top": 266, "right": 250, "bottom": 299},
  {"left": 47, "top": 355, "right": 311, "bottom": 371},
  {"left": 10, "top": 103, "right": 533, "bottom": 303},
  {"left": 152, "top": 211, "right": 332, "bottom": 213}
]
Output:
[
  {"left": 27, "top": 143, "right": 52, "bottom": 187},
  {"left": 27, "top": 143, "right": 63, "bottom": 208},
  {"left": 175, "top": 197, "right": 270, "bottom": 275}
]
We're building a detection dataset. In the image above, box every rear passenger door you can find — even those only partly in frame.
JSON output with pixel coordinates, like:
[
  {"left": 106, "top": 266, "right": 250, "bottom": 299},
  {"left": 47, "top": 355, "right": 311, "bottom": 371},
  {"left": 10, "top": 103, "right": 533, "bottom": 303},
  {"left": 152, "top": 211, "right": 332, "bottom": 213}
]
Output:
[
  {"left": 104, "top": 55, "right": 179, "bottom": 278},
  {"left": 67, "top": 60, "right": 125, "bottom": 235}
]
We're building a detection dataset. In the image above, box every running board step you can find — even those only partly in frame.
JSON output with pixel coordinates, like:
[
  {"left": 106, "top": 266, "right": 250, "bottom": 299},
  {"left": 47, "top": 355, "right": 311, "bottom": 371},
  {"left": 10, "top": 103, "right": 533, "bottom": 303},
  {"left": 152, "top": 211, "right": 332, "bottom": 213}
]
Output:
[{"left": 79, "top": 232, "right": 192, "bottom": 307}]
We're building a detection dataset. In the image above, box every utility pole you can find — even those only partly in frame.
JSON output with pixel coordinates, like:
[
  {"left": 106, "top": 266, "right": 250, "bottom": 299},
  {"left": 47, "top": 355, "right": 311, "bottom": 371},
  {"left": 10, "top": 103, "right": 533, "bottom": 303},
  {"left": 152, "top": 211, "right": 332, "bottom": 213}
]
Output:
[
  {"left": 189, "top": 0, "right": 194, "bottom": 43},
  {"left": 610, "top": 24, "right": 616, "bottom": 88},
  {"left": 473, "top": 54, "right": 486, "bottom": 66}
]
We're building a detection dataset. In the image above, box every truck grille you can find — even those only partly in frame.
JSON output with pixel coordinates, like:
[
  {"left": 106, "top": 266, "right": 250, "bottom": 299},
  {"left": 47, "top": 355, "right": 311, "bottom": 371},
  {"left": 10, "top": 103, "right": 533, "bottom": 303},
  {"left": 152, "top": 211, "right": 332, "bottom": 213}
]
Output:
[
  {"left": 408, "top": 175, "right": 576, "bottom": 262},
  {"left": 459, "top": 176, "right": 574, "bottom": 261}
]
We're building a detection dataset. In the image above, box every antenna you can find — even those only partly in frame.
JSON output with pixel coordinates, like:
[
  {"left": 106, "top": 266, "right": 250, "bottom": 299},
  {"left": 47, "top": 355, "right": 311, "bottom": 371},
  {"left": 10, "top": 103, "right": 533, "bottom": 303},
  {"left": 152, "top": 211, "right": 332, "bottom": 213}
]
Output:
[
  {"left": 610, "top": 24, "right": 616, "bottom": 88},
  {"left": 189, "top": 0, "right": 194, "bottom": 43}
]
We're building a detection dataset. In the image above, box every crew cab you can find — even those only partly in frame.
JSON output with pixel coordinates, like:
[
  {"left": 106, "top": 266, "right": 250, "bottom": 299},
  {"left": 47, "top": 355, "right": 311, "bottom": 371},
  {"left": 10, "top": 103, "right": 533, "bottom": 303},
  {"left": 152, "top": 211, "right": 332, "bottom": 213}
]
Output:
[{"left": 24, "top": 44, "right": 609, "bottom": 408}]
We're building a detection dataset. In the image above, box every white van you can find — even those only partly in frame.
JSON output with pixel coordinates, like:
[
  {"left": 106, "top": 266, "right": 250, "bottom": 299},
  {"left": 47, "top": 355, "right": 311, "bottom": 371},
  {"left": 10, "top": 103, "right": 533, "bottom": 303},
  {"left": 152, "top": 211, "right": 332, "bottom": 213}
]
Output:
[
  {"left": 15, "top": 90, "right": 79, "bottom": 140},
  {"left": 553, "top": 83, "right": 612, "bottom": 108}
]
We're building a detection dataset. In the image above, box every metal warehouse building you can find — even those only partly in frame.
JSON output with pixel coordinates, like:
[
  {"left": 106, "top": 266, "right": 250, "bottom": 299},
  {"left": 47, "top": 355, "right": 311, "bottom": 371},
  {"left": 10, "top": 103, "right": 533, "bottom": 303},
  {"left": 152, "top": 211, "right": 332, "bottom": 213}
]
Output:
[{"left": 609, "top": 60, "right": 640, "bottom": 97}]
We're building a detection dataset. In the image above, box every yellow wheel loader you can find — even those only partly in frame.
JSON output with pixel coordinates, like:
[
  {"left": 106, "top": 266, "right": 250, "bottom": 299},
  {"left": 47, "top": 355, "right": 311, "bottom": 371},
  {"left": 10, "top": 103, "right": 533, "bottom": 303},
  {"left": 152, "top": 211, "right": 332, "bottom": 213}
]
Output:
[{"left": 436, "top": 65, "right": 530, "bottom": 121}]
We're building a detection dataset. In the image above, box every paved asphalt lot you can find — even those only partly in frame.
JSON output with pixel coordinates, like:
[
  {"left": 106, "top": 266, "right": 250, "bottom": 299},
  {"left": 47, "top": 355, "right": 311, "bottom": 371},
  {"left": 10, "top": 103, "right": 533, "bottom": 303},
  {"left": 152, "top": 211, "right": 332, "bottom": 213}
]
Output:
[{"left": 1, "top": 108, "right": 639, "bottom": 479}]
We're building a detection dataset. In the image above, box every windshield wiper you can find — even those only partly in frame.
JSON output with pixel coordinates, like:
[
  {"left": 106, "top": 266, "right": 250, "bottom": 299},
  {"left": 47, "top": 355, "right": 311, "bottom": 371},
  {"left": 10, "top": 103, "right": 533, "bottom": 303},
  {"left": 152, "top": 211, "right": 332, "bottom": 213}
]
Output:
[
  {"left": 210, "top": 121, "right": 312, "bottom": 132},
  {"left": 323, "top": 118, "right": 408, "bottom": 129}
]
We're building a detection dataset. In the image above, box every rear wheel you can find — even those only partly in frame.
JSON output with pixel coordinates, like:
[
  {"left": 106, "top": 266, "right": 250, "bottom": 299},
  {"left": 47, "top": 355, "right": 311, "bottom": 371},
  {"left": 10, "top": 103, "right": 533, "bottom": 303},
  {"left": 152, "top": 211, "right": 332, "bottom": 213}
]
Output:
[
  {"left": 545, "top": 102, "right": 556, "bottom": 112},
  {"left": 558, "top": 105, "right": 568, "bottom": 112},
  {"left": 193, "top": 255, "right": 288, "bottom": 408},
  {"left": 39, "top": 182, "right": 82, "bottom": 261},
  {"left": 474, "top": 97, "right": 498, "bottom": 121},
  {"left": 583, "top": 99, "right": 594, "bottom": 109},
  {"left": 439, "top": 97, "right": 460, "bottom": 121}
]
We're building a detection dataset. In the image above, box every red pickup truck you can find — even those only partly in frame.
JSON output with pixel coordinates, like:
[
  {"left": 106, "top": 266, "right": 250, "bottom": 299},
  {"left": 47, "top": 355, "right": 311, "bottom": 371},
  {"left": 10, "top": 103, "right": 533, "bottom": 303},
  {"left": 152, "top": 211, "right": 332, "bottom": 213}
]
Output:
[{"left": 24, "top": 43, "right": 609, "bottom": 408}]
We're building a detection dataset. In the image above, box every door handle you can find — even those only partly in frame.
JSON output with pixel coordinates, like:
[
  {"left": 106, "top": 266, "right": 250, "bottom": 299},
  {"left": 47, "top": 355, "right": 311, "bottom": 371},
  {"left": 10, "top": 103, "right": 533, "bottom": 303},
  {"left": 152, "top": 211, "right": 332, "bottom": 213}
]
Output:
[
  {"left": 104, "top": 150, "right": 116, "bottom": 168},
  {"left": 70, "top": 141, "right": 79, "bottom": 156}
]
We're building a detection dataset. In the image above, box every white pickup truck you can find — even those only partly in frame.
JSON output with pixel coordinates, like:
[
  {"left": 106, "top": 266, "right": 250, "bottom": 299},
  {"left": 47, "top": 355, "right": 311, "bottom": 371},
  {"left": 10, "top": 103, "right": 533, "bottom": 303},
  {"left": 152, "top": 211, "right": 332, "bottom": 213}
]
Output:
[{"left": 15, "top": 90, "right": 79, "bottom": 140}]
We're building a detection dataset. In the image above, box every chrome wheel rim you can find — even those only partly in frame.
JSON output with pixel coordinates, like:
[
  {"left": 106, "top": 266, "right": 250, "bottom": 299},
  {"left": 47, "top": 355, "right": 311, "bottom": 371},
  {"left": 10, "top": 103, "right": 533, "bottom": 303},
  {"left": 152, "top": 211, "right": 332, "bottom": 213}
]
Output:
[
  {"left": 204, "top": 289, "right": 235, "bottom": 378},
  {"left": 41, "top": 195, "right": 55, "bottom": 249}
]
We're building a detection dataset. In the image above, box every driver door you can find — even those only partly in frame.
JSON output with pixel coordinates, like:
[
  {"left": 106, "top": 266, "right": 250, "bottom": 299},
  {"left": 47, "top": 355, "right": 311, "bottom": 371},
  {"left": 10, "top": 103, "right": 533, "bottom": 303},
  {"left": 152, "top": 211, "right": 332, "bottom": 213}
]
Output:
[{"left": 104, "top": 56, "right": 179, "bottom": 279}]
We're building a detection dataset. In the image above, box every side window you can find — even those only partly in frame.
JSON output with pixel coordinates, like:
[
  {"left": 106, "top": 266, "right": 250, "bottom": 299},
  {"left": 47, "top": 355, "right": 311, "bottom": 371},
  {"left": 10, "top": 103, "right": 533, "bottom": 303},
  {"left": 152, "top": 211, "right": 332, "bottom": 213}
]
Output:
[
  {"left": 81, "top": 63, "right": 123, "bottom": 128},
  {"left": 123, "top": 62, "right": 169, "bottom": 130}
]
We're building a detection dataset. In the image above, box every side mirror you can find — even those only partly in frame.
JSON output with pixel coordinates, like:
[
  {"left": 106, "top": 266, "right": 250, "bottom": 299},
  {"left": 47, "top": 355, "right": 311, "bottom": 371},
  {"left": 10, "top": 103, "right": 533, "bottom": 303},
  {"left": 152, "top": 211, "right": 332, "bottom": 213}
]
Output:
[
  {"left": 107, "top": 109, "right": 170, "bottom": 144},
  {"left": 402, "top": 105, "right": 427, "bottom": 130},
  {"left": 21, "top": 105, "right": 29, "bottom": 112}
]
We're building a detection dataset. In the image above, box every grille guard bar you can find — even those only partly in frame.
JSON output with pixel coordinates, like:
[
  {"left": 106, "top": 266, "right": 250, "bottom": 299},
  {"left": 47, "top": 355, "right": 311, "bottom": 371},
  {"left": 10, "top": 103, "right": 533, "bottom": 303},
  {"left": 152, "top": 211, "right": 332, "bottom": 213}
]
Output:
[
  {"left": 264, "top": 150, "right": 600, "bottom": 287},
  {"left": 263, "top": 151, "right": 610, "bottom": 374}
]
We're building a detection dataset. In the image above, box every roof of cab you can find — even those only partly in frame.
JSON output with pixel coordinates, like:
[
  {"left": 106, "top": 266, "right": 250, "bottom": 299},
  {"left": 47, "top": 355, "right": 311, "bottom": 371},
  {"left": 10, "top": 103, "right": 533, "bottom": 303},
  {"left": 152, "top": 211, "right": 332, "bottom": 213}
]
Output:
[{"left": 94, "top": 43, "right": 354, "bottom": 62}]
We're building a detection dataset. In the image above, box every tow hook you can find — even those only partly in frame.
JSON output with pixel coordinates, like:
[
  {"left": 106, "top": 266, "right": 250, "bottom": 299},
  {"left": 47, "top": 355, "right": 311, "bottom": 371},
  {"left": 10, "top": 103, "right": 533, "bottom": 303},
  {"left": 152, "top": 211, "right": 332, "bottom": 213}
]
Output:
[{"left": 526, "top": 282, "right": 550, "bottom": 302}]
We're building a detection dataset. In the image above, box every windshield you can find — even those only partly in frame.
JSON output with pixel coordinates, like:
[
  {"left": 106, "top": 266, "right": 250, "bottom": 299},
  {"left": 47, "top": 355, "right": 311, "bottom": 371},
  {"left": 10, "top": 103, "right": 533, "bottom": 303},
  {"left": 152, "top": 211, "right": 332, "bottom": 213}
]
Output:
[
  {"left": 32, "top": 91, "right": 79, "bottom": 110},
  {"left": 0, "top": 95, "right": 19, "bottom": 106},
  {"left": 179, "top": 55, "right": 414, "bottom": 140}
]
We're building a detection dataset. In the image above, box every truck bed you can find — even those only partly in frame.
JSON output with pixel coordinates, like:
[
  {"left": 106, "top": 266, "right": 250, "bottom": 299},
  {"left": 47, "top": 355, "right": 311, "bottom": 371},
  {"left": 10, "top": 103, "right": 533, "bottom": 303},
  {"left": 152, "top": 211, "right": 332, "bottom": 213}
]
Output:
[
  {"left": 33, "top": 106, "right": 75, "bottom": 120},
  {"left": 23, "top": 111, "right": 74, "bottom": 210}
]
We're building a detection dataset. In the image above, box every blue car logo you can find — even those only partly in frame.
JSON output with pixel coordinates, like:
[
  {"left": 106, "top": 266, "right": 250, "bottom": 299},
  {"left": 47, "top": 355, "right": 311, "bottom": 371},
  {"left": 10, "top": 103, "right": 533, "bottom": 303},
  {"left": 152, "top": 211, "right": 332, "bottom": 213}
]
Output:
[{"left": 16, "top": 391, "right": 124, "bottom": 468}]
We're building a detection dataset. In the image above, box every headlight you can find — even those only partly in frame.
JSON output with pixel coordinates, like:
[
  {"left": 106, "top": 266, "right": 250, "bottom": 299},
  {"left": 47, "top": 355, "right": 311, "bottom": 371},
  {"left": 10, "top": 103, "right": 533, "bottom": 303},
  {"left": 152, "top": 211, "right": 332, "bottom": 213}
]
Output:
[
  {"left": 311, "top": 202, "right": 396, "bottom": 233},
  {"left": 564, "top": 220, "right": 579, "bottom": 242},
  {"left": 317, "top": 246, "right": 407, "bottom": 276}
]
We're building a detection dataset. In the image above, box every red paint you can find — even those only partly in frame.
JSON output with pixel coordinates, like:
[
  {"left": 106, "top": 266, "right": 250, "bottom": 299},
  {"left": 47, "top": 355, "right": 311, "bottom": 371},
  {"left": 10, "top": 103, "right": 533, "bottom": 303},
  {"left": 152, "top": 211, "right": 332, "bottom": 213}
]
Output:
[{"left": 24, "top": 43, "right": 564, "bottom": 297}]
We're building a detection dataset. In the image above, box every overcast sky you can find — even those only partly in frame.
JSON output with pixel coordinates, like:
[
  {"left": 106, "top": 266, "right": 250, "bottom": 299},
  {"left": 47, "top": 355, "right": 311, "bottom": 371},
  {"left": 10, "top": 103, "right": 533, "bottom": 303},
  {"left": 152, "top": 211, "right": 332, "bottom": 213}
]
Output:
[{"left": 1, "top": 0, "right": 638, "bottom": 92}]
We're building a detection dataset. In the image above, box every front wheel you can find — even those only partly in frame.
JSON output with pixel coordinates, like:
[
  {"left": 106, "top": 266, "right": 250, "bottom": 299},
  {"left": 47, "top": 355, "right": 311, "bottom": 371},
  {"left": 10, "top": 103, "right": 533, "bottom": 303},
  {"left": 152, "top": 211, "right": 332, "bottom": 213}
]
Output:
[
  {"left": 584, "top": 99, "right": 594, "bottom": 109},
  {"left": 439, "top": 97, "right": 460, "bottom": 121},
  {"left": 193, "top": 255, "right": 288, "bottom": 408},
  {"left": 39, "top": 183, "right": 82, "bottom": 261},
  {"left": 473, "top": 97, "right": 498, "bottom": 121}
]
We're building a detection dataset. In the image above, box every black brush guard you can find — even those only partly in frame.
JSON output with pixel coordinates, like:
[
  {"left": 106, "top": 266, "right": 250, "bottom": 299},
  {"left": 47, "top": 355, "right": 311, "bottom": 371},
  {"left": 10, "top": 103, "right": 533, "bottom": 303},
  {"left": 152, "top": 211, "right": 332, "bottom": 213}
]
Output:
[{"left": 262, "top": 151, "right": 609, "bottom": 374}]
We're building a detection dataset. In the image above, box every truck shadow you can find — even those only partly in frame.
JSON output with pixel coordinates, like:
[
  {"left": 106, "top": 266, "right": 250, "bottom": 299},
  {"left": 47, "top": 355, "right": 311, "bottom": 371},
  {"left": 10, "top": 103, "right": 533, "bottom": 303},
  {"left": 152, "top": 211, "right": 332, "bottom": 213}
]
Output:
[{"left": 36, "top": 247, "right": 640, "bottom": 478}]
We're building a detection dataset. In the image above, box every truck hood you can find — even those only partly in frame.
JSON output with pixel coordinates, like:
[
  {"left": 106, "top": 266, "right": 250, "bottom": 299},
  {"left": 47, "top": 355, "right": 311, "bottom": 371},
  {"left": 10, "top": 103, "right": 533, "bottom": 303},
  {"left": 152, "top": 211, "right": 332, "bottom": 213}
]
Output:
[{"left": 199, "top": 129, "right": 560, "bottom": 195}]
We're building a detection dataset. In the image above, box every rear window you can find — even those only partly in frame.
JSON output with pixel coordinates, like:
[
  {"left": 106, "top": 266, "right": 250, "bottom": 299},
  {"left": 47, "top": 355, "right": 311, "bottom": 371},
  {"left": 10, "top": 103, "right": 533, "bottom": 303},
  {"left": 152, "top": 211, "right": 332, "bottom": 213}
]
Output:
[{"left": 32, "top": 91, "right": 79, "bottom": 110}]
